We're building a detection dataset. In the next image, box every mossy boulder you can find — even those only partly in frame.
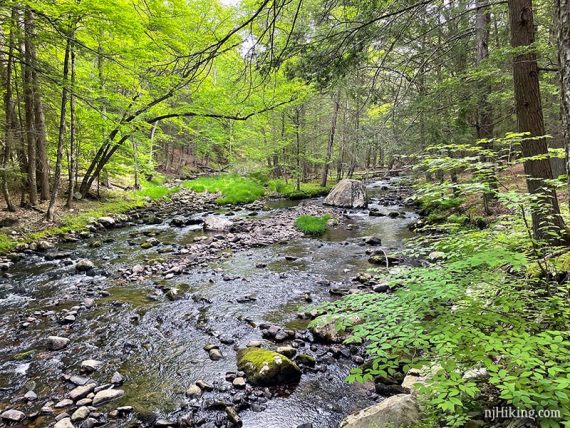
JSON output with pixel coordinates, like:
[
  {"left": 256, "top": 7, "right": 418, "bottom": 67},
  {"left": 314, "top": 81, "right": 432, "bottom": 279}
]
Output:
[{"left": 236, "top": 348, "right": 301, "bottom": 386}]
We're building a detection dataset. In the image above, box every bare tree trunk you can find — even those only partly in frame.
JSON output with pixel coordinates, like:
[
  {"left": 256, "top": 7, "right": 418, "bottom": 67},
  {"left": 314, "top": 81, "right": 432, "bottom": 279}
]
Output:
[
  {"left": 558, "top": 0, "right": 570, "bottom": 208},
  {"left": 476, "top": 0, "right": 496, "bottom": 214},
  {"left": 23, "top": 7, "right": 37, "bottom": 205},
  {"left": 27, "top": 12, "right": 49, "bottom": 201},
  {"left": 0, "top": 9, "right": 17, "bottom": 212},
  {"left": 132, "top": 139, "right": 140, "bottom": 190},
  {"left": 321, "top": 92, "right": 340, "bottom": 187},
  {"left": 508, "top": 0, "right": 565, "bottom": 241},
  {"left": 46, "top": 29, "right": 72, "bottom": 221},
  {"left": 294, "top": 107, "right": 302, "bottom": 191},
  {"left": 66, "top": 43, "right": 77, "bottom": 208}
]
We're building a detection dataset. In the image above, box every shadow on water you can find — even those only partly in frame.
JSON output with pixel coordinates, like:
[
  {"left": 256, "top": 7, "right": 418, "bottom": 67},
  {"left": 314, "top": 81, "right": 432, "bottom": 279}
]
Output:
[{"left": 0, "top": 179, "right": 415, "bottom": 427}]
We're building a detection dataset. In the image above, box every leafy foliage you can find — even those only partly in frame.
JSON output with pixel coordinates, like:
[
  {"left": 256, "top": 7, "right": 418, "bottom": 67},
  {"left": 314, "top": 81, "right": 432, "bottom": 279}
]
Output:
[{"left": 315, "top": 215, "right": 570, "bottom": 427}]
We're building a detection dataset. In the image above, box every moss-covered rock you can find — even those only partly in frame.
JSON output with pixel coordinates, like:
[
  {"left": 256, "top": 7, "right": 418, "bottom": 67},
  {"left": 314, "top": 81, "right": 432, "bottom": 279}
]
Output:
[
  {"left": 236, "top": 348, "right": 301, "bottom": 386},
  {"left": 295, "top": 353, "right": 316, "bottom": 367}
]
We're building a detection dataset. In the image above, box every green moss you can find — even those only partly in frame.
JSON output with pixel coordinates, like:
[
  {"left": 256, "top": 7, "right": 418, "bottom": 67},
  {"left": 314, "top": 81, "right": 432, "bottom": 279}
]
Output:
[
  {"left": 236, "top": 348, "right": 301, "bottom": 386},
  {"left": 294, "top": 214, "right": 331, "bottom": 235},
  {"left": 295, "top": 353, "right": 316, "bottom": 367},
  {"left": 14, "top": 350, "right": 34, "bottom": 360}
]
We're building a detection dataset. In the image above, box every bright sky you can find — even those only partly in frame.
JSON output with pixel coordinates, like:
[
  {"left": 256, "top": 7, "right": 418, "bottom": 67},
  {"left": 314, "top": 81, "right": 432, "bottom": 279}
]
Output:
[{"left": 220, "top": 0, "right": 240, "bottom": 5}]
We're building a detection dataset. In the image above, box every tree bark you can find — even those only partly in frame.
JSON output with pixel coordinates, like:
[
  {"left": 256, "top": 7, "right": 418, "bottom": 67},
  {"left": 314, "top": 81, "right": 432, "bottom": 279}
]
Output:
[
  {"left": 557, "top": 0, "right": 570, "bottom": 208},
  {"left": 321, "top": 92, "right": 340, "bottom": 187},
  {"left": 476, "top": 0, "right": 496, "bottom": 214},
  {"left": 27, "top": 12, "right": 50, "bottom": 201},
  {"left": 46, "top": 29, "right": 72, "bottom": 221},
  {"left": 66, "top": 42, "right": 77, "bottom": 208},
  {"left": 0, "top": 9, "right": 17, "bottom": 212},
  {"left": 508, "top": 0, "right": 565, "bottom": 241},
  {"left": 23, "top": 7, "right": 37, "bottom": 205}
]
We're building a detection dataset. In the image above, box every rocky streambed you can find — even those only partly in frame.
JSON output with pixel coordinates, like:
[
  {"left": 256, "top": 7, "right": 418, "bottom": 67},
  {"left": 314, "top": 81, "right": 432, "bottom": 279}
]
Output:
[{"left": 0, "top": 179, "right": 417, "bottom": 428}]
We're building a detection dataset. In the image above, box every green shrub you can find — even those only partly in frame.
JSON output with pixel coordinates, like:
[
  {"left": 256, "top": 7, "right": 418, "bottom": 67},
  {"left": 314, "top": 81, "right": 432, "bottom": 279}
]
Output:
[
  {"left": 295, "top": 214, "right": 331, "bottom": 235},
  {"left": 0, "top": 234, "right": 17, "bottom": 252},
  {"left": 267, "top": 179, "right": 331, "bottom": 199},
  {"left": 183, "top": 175, "right": 265, "bottom": 204}
]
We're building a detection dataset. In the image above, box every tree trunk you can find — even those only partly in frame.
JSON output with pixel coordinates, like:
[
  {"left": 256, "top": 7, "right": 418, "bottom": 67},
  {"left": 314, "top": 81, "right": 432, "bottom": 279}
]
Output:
[
  {"left": 558, "top": 0, "right": 570, "bottom": 208},
  {"left": 28, "top": 13, "right": 49, "bottom": 201},
  {"left": 0, "top": 9, "right": 17, "bottom": 212},
  {"left": 23, "top": 8, "right": 37, "bottom": 205},
  {"left": 66, "top": 43, "right": 77, "bottom": 208},
  {"left": 508, "top": 0, "right": 565, "bottom": 241},
  {"left": 321, "top": 92, "right": 340, "bottom": 187},
  {"left": 46, "top": 29, "right": 72, "bottom": 221},
  {"left": 476, "top": 0, "right": 496, "bottom": 214}
]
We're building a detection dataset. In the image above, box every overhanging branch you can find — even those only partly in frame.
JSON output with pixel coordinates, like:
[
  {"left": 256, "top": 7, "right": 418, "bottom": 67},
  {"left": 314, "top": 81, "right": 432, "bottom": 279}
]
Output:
[{"left": 145, "top": 98, "right": 296, "bottom": 124}]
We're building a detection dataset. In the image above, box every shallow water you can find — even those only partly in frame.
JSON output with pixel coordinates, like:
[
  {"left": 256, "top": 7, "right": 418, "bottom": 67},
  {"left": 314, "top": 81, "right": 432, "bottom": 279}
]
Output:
[{"left": 0, "top": 179, "right": 416, "bottom": 428}]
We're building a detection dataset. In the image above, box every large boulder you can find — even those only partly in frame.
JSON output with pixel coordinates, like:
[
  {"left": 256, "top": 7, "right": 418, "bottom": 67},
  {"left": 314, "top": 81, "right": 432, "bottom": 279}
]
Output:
[
  {"left": 340, "top": 394, "right": 421, "bottom": 428},
  {"left": 236, "top": 348, "right": 301, "bottom": 386},
  {"left": 324, "top": 179, "right": 368, "bottom": 208}
]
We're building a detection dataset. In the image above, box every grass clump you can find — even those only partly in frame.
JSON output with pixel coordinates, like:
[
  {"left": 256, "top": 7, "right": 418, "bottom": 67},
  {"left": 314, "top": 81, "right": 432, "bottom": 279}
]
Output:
[
  {"left": 0, "top": 234, "right": 17, "bottom": 252},
  {"left": 294, "top": 214, "right": 331, "bottom": 235},
  {"left": 183, "top": 175, "right": 265, "bottom": 205}
]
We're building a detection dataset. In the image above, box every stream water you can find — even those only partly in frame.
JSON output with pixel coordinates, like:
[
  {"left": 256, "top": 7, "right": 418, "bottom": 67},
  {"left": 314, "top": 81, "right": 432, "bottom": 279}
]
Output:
[{"left": 0, "top": 179, "right": 417, "bottom": 428}]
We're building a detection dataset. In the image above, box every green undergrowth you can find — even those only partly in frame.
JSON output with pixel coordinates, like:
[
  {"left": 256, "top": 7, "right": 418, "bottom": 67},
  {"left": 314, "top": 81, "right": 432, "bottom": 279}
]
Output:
[
  {"left": 182, "top": 174, "right": 332, "bottom": 204},
  {"left": 182, "top": 175, "right": 265, "bottom": 204},
  {"left": 294, "top": 214, "right": 331, "bottom": 235},
  {"left": 267, "top": 179, "right": 332, "bottom": 199},
  {"left": 313, "top": 214, "right": 570, "bottom": 427}
]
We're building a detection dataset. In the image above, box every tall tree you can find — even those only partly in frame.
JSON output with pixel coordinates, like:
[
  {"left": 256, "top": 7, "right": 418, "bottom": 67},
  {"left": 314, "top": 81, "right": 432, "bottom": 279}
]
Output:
[
  {"left": 46, "top": 28, "right": 73, "bottom": 221},
  {"left": 508, "top": 0, "right": 565, "bottom": 241},
  {"left": 321, "top": 92, "right": 340, "bottom": 187},
  {"left": 557, "top": 0, "right": 570, "bottom": 207},
  {"left": 22, "top": 7, "right": 37, "bottom": 205},
  {"left": 0, "top": 7, "right": 17, "bottom": 212}
]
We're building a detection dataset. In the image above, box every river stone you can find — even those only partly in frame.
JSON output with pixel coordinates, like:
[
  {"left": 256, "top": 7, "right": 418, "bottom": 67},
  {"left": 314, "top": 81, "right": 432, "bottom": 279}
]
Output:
[
  {"left": 76, "top": 259, "right": 95, "bottom": 272},
  {"left": 111, "top": 372, "right": 124, "bottom": 384},
  {"left": 24, "top": 390, "right": 37, "bottom": 401},
  {"left": 276, "top": 346, "right": 296, "bottom": 358},
  {"left": 323, "top": 179, "right": 368, "bottom": 208},
  {"left": 98, "top": 217, "right": 116, "bottom": 227},
  {"left": 54, "top": 417, "right": 75, "bottom": 428},
  {"left": 55, "top": 399, "right": 74, "bottom": 408},
  {"left": 340, "top": 394, "right": 420, "bottom": 428},
  {"left": 186, "top": 384, "right": 202, "bottom": 397},
  {"left": 209, "top": 348, "right": 223, "bottom": 361},
  {"left": 1, "top": 409, "right": 25, "bottom": 422},
  {"left": 203, "top": 216, "right": 234, "bottom": 232},
  {"left": 71, "top": 406, "right": 90, "bottom": 421},
  {"left": 232, "top": 377, "right": 246, "bottom": 388},
  {"left": 69, "top": 383, "right": 96, "bottom": 401},
  {"left": 92, "top": 388, "right": 124, "bottom": 406},
  {"left": 37, "top": 240, "right": 53, "bottom": 251},
  {"left": 81, "top": 359, "right": 103, "bottom": 372},
  {"left": 236, "top": 348, "right": 301, "bottom": 386},
  {"left": 309, "top": 315, "right": 359, "bottom": 343},
  {"left": 47, "top": 336, "right": 70, "bottom": 350}
]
